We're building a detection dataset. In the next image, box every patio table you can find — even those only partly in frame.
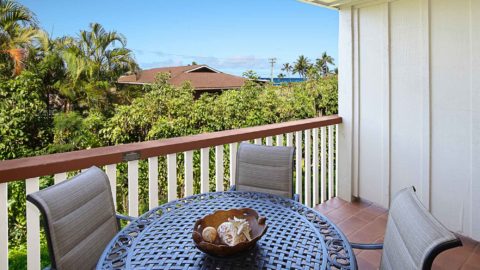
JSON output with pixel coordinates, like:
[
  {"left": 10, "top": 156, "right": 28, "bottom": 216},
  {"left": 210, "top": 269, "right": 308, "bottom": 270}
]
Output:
[{"left": 97, "top": 191, "right": 357, "bottom": 269}]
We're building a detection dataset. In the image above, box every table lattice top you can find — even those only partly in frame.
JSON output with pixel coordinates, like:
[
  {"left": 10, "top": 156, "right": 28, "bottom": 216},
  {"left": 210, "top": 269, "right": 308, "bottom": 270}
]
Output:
[{"left": 97, "top": 192, "right": 356, "bottom": 270}]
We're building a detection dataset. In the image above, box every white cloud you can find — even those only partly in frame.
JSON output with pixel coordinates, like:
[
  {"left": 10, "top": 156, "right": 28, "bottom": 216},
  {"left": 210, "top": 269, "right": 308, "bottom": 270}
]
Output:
[{"left": 135, "top": 50, "right": 273, "bottom": 76}]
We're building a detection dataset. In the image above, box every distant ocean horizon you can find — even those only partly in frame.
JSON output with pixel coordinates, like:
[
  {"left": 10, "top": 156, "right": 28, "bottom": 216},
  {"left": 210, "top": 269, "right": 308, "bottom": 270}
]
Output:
[{"left": 259, "top": 77, "right": 306, "bottom": 85}]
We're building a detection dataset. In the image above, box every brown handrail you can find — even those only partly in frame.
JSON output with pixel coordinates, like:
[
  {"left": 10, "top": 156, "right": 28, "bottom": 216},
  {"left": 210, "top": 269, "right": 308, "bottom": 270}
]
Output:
[{"left": 0, "top": 115, "right": 342, "bottom": 182}]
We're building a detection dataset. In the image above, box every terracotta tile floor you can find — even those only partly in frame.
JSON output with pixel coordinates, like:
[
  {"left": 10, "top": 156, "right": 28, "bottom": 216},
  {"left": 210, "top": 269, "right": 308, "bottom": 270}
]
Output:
[{"left": 315, "top": 198, "right": 480, "bottom": 270}]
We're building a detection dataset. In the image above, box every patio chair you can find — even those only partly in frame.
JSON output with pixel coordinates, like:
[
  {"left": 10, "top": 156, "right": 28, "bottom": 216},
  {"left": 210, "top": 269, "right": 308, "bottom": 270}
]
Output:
[
  {"left": 229, "top": 142, "right": 299, "bottom": 201},
  {"left": 351, "top": 186, "right": 462, "bottom": 270},
  {"left": 26, "top": 166, "right": 135, "bottom": 270}
]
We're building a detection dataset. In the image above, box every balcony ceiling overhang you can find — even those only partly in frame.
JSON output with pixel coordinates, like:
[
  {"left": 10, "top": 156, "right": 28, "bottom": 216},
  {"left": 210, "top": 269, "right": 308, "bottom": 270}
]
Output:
[{"left": 297, "top": 0, "right": 372, "bottom": 9}]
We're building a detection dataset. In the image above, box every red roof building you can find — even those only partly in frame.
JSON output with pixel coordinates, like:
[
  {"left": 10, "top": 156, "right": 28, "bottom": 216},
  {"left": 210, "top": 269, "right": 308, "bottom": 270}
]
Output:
[{"left": 117, "top": 65, "right": 247, "bottom": 93}]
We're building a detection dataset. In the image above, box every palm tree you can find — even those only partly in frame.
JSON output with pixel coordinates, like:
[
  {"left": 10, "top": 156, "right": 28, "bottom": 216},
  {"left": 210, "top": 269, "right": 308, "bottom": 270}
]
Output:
[
  {"left": 59, "top": 23, "right": 138, "bottom": 110},
  {"left": 281, "top": 63, "right": 292, "bottom": 77},
  {"left": 29, "top": 31, "right": 70, "bottom": 114},
  {"left": 293, "top": 55, "right": 311, "bottom": 79},
  {"left": 76, "top": 23, "right": 138, "bottom": 81},
  {"left": 0, "top": 0, "right": 39, "bottom": 75},
  {"left": 315, "top": 52, "right": 335, "bottom": 77}
]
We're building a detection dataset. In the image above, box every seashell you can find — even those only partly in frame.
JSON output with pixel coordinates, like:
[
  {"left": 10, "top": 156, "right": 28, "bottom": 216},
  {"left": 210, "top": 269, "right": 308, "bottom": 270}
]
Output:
[
  {"left": 202, "top": 226, "right": 217, "bottom": 243},
  {"left": 217, "top": 217, "right": 251, "bottom": 246}
]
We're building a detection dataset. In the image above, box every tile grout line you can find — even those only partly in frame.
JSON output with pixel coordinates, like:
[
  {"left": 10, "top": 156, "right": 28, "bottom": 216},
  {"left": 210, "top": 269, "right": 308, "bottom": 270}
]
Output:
[
  {"left": 459, "top": 242, "right": 479, "bottom": 269},
  {"left": 345, "top": 214, "right": 387, "bottom": 240}
]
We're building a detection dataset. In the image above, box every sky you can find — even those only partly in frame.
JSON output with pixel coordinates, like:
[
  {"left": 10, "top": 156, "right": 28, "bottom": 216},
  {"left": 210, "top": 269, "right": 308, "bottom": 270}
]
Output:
[{"left": 20, "top": 0, "right": 338, "bottom": 77}]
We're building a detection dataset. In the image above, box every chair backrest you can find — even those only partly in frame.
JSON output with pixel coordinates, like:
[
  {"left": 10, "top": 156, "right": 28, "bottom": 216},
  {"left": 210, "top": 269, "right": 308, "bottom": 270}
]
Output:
[
  {"left": 235, "top": 143, "right": 294, "bottom": 198},
  {"left": 27, "top": 166, "right": 118, "bottom": 270},
  {"left": 380, "top": 187, "right": 462, "bottom": 270}
]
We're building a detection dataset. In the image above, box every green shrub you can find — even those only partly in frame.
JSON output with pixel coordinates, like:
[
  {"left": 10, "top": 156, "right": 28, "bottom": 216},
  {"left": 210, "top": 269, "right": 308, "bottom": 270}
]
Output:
[{"left": 8, "top": 243, "right": 50, "bottom": 270}]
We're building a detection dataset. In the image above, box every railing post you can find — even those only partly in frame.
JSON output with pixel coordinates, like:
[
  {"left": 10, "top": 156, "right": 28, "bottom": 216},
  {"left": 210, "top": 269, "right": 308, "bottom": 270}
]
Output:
[
  {"left": 276, "top": 134, "right": 283, "bottom": 146},
  {"left": 335, "top": 124, "right": 339, "bottom": 197},
  {"left": 328, "top": 125, "right": 334, "bottom": 199},
  {"left": 167, "top": 154, "right": 177, "bottom": 201},
  {"left": 127, "top": 160, "right": 139, "bottom": 217},
  {"left": 200, "top": 148, "right": 209, "bottom": 193},
  {"left": 321, "top": 127, "right": 327, "bottom": 202},
  {"left": 0, "top": 183, "right": 8, "bottom": 270},
  {"left": 286, "top": 133, "right": 293, "bottom": 147},
  {"left": 313, "top": 128, "right": 319, "bottom": 206},
  {"left": 53, "top": 172, "right": 67, "bottom": 185},
  {"left": 148, "top": 157, "right": 159, "bottom": 209},
  {"left": 254, "top": 138, "right": 262, "bottom": 145},
  {"left": 304, "top": 129, "right": 311, "bottom": 207},
  {"left": 266, "top": 136, "right": 273, "bottom": 146},
  {"left": 184, "top": 151, "right": 194, "bottom": 196},
  {"left": 105, "top": 164, "right": 117, "bottom": 209},
  {"left": 215, "top": 145, "right": 224, "bottom": 192},
  {"left": 229, "top": 143, "right": 237, "bottom": 186},
  {"left": 295, "top": 131, "right": 303, "bottom": 201},
  {"left": 26, "top": 177, "right": 40, "bottom": 270}
]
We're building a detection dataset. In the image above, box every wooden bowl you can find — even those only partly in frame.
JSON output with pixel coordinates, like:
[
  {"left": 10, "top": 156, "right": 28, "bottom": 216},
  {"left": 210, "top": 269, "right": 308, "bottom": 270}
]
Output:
[{"left": 192, "top": 208, "right": 267, "bottom": 257}]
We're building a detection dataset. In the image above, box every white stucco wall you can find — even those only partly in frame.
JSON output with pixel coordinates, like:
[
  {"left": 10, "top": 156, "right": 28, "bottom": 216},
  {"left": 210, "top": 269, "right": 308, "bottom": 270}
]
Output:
[{"left": 337, "top": 0, "right": 480, "bottom": 240}]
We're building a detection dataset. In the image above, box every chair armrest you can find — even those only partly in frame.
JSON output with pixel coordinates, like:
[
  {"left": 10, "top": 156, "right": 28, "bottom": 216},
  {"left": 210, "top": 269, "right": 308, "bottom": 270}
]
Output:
[
  {"left": 229, "top": 185, "right": 236, "bottom": 191},
  {"left": 116, "top": 214, "right": 136, "bottom": 222},
  {"left": 293, "top": 194, "right": 300, "bottom": 202},
  {"left": 351, "top": 242, "right": 384, "bottom": 250}
]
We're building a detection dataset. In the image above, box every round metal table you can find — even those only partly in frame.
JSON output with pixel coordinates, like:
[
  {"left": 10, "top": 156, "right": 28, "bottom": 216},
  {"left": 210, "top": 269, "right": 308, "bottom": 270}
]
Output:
[{"left": 97, "top": 192, "right": 357, "bottom": 269}]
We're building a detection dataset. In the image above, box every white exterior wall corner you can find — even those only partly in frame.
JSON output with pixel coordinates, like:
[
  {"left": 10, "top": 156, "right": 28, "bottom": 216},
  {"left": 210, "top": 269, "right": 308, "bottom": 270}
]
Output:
[
  {"left": 337, "top": 0, "right": 480, "bottom": 240},
  {"left": 469, "top": 0, "right": 479, "bottom": 241},
  {"left": 337, "top": 6, "right": 354, "bottom": 202}
]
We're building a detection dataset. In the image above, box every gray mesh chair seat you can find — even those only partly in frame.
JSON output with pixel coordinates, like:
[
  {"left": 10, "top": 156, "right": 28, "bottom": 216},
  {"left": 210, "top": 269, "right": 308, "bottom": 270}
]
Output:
[
  {"left": 231, "top": 143, "right": 297, "bottom": 200},
  {"left": 351, "top": 187, "right": 462, "bottom": 270},
  {"left": 27, "top": 166, "right": 134, "bottom": 270}
]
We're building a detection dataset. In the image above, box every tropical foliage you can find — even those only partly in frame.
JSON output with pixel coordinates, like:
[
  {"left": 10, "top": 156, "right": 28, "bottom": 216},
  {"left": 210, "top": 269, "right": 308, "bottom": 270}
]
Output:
[
  {"left": 0, "top": 0, "right": 38, "bottom": 76},
  {"left": 282, "top": 52, "right": 336, "bottom": 79},
  {"left": 315, "top": 51, "right": 335, "bottom": 76},
  {"left": 281, "top": 62, "right": 292, "bottom": 76}
]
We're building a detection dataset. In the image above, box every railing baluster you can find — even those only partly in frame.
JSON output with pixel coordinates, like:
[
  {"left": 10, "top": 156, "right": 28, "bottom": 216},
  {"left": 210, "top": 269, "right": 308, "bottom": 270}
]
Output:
[
  {"left": 105, "top": 164, "right": 117, "bottom": 209},
  {"left": 26, "top": 177, "right": 40, "bottom": 270},
  {"left": 335, "top": 124, "right": 339, "bottom": 197},
  {"left": 0, "top": 183, "right": 8, "bottom": 270},
  {"left": 304, "top": 129, "right": 311, "bottom": 207},
  {"left": 286, "top": 133, "right": 293, "bottom": 147},
  {"left": 266, "top": 136, "right": 273, "bottom": 146},
  {"left": 127, "top": 160, "right": 139, "bottom": 217},
  {"left": 276, "top": 134, "right": 283, "bottom": 146},
  {"left": 229, "top": 143, "right": 237, "bottom": 186},
  {"left": 254, "top": 138, "right": 262, "bottom": 145},
  {"left": 328, "top": 126, "right": 334, "bottom": 199},
  {"left": 295, "top": 131, "right": 303, "bottom": 201},
  {"left": 321, "top": 127, "right": 327, "bottom": 202},
  {"left": 312, "top": 128, "right": 319, "bottom": 206},
  {"left": 54, "top": 172, "right": 67, "bottom": 184},
  {"left": 167, "top": 154, "right": 177, "bottom": 201},
  {"left": 200, "top": 148, "right": 209, "bottom": 193},
  {"left": 148, "top": 157, "right": 159, "bottom": 209},
  {"left": 184, "top": 151, "right": 194, "bottom": 196},
  {"left": 215, "top": 145, "right": 224, "bottom": 191}
]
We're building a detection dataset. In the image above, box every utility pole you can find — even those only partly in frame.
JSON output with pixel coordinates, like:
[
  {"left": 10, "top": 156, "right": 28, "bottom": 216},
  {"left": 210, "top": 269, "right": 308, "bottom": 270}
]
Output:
[{"left": 268, "top": 58, "right": 277, "bottom": 82}]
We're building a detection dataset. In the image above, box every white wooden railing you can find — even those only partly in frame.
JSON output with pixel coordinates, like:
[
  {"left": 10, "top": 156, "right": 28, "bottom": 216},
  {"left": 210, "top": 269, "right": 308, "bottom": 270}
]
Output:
[{"left": 0, "top": 115, "right": 341, "bottom": 270}]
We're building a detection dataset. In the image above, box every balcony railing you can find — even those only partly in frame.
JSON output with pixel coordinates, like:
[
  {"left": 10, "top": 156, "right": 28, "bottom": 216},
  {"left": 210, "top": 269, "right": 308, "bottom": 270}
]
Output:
[{"left": 0, "top": 115, "right": 341, "bottom": 270}]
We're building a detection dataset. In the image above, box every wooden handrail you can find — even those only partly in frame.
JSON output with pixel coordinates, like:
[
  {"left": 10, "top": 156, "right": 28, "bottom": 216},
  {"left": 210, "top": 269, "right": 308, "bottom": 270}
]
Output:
[{"left": 0, "top": 115, "right": 342, "bottom": 182}]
